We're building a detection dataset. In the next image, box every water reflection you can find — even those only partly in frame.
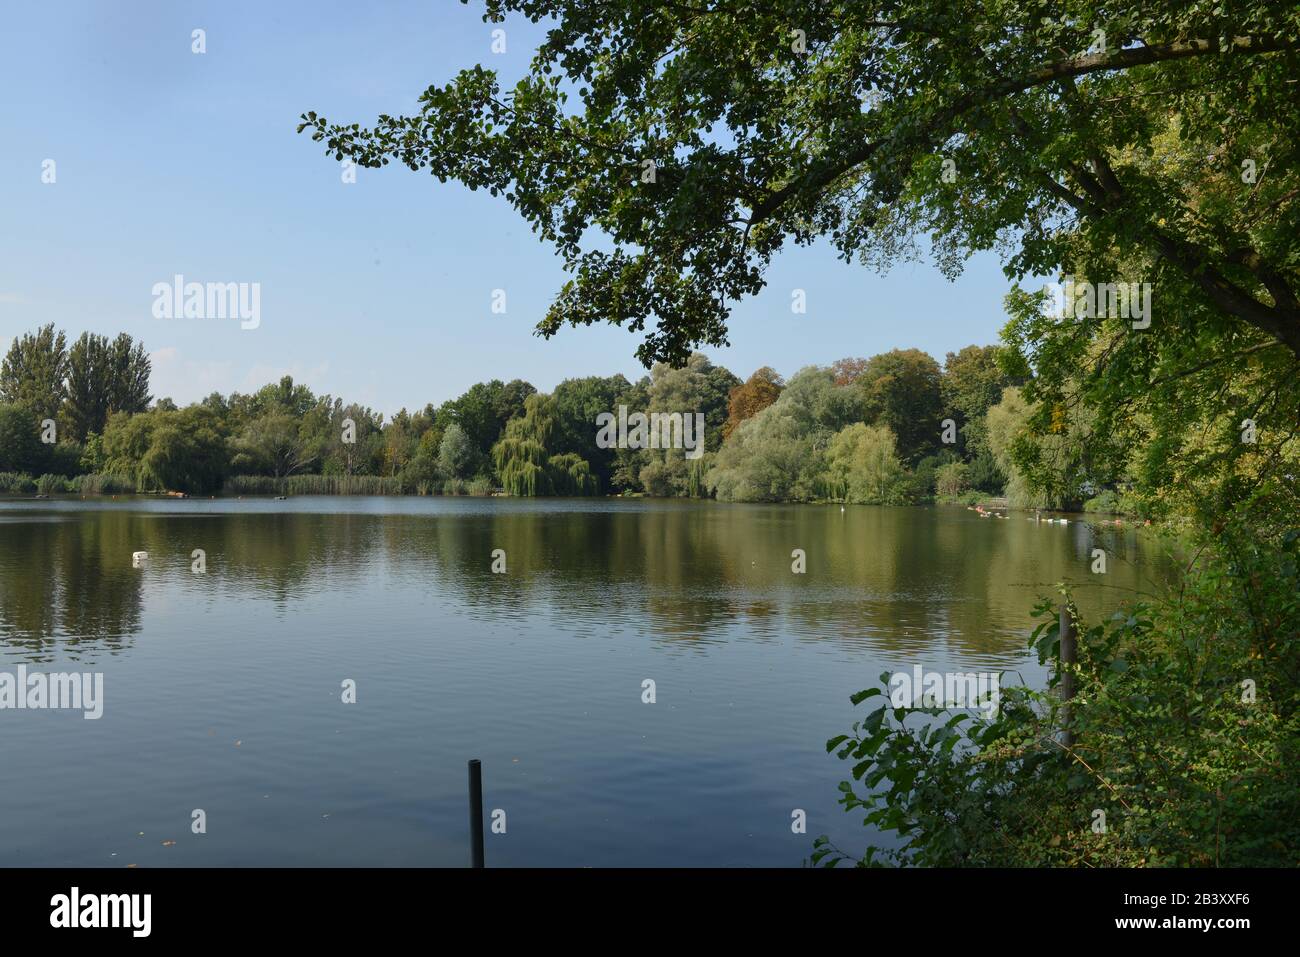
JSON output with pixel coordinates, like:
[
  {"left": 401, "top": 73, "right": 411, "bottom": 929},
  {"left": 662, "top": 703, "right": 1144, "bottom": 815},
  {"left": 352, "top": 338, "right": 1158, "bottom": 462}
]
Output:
[
  {"left": 0, "top": 498, "right": 1180, "bottom": 867},
  {"left": 0, "top": 514, "right": 143, "bottom": 662},
  {"left": 0, "top": 499, "right": 1175, "bottom": 667}
]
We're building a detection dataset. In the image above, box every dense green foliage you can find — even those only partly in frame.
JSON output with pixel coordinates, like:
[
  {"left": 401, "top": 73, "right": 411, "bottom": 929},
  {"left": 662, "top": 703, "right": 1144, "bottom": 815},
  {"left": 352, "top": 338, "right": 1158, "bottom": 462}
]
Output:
[
  {"left": 818, "top": 515, "right": 1299, "bottom": 867},
  {"left": 1, "top": 324, "right": 1026, "bottom": 502},
  {"left": 1, "top": 324, "right": 71, "bottom": 420}
]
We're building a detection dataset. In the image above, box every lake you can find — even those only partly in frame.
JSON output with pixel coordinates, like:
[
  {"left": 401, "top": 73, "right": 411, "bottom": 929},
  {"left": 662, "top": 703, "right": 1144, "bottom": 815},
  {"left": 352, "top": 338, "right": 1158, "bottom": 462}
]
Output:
[{"left": 0, "top": 497, "right": 1174, "bottom": 867}]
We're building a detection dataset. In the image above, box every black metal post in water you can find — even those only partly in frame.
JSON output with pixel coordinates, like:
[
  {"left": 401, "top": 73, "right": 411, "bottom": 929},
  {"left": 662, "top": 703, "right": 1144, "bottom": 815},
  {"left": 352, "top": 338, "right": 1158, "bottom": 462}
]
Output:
[
  {"left": 1059, "top": 604, "right": 1077, "bottom": 748},
  {"left": 468, "top": 759, "right": 485, "bottom": 868}
]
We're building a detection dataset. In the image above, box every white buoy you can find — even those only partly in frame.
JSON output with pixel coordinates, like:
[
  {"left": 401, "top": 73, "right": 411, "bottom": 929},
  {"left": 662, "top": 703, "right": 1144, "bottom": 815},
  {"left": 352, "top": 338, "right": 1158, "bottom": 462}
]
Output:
[{"left": 132, "top": 551, "right": 148, "bottom": 567}]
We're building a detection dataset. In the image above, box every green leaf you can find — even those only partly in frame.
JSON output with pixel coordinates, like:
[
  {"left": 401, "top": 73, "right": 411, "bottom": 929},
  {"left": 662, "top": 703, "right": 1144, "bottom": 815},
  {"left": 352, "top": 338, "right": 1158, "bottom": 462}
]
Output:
[{"left": 850, "top": 688, "right": 883, "bottom": 706}]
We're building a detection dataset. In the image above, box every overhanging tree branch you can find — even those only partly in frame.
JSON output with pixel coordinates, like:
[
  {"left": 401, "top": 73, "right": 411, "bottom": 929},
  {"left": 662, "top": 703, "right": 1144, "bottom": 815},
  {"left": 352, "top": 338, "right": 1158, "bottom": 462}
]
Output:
[{"left": 748, "top": 36, "right": 1298, "bottom": 226}]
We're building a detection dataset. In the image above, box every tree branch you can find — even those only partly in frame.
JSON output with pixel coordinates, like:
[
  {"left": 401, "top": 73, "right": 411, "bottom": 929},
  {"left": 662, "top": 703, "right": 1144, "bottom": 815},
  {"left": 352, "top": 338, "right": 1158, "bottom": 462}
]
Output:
[{"left": 748, "top": 35, "right": 1298, "bottom": 225}]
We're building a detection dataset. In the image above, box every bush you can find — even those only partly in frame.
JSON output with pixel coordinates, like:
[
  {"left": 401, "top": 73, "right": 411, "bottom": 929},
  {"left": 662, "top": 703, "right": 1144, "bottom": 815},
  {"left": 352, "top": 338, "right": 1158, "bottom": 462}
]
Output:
[
  {"left": 285, "top": 474, "right": 400, "bottom": 496},
  {"left": 35, "top": 473, "right": 67, "bottom": 495},
  {"left": 0, "top": 405, "right": 46, "bottom": 474},
  {"left": 223, "top": 475, "right": 280, "bottom": 496},
  {"left": 935, "top": 461, "right": 968, "bottom": 500},
  {"left": 1083, "top": 489, "right": 1122, "bottom": 514},
  {"left": 399, "top": 454, "right": 444, "bottom": 494},
  {"left": 1084, "top": 488, "right": 1148, "bottom": 518},
  {"left": 964, "top": 448, "right": 1005, "bottom": 494},
  {"left": 911, "top": 451, "right": 961, "bottom": 500},
  {"left": 816, "top": 517, "right": 1300, "bottom": 867},
  {"left": 888, "top": 470, "right": 931, "bottom": 504},
  {"left": 0, "top": 472, "right": 36, "bottom": 494},
  {"left": 45, "top": 442, "right": 84, "bottom": 477}
]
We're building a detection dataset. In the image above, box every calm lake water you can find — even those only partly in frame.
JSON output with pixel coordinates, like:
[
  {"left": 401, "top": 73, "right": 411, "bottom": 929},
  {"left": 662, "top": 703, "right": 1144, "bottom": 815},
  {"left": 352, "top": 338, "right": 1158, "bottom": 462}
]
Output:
[{"left": 0, "top": 497, "right": 1174, "bottom": 867}]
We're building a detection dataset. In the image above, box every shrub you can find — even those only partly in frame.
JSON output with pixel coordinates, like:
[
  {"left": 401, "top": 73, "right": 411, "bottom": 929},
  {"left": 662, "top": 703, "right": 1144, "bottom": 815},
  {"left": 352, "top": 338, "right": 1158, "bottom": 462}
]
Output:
[
  {"left": 35, "top": 473, "right": 67, "bottom": 495},
  {"left": 45, "top": 442, "right": 85, "bottom": 477},
  {"left": 964, "top": 448, "right": 1005, "bottom": 494},
  {"left": 912, "top": 451, "right": 961, "bottom": 500},
  {"left": 1083, "top": 489, "right": 1122, "bottom": 514},
  {"left": 0, "top": 472, "right": 36, "bottom": 494},
  {"left": 816, "top": 518, "right": 1300, "bottom": 867},
  {"left": 399, "top": 454, "right": 444, "bottom": 494},
  {"left": 935, "top": 462, "right": 968, "bottom": 500}
]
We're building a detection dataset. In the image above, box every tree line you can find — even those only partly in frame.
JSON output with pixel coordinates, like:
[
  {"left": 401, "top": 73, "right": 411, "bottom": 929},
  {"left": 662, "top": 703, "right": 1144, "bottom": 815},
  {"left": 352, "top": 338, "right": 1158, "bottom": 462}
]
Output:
[{"left": 4, "top": 325, "right": 1080, "bottom": 506}]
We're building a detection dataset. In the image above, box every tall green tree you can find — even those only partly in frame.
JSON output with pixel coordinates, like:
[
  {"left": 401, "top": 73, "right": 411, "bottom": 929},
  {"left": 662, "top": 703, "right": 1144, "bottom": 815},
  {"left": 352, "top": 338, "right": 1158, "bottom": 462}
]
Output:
[
  {"left": 140, "top": 406, "right": 228, "bottom": 494},
  {"left": 551, "top": 374, "right": 630, "bottom": 488},
  {"left": 856, "top": 349, "right": 943, "bottom": 465},
  {"left": 230, "top": 410, "right": 322, "bottom": 478},
  {"left": 824, "top": 422, "right": 905, "bottom": 504},
  {"left": 1, "top": 324, "right": 67, "bottom": 420},
  {"left": 493, "top": 393, "right": 598, "bottom": 495},
  {"left": 105, "top": 334, "right": 152, "bottom": 417},
  {"left": 941, "top": 344, "right": 1023, "bottom": 457},
  {"left": 322, "top": 400, "right": 383, "bottom": 475},
  {"left": 63, "top": 332, "right": 152, "bottom": 441},
  {"left": 63, "top": 333, "right": 111, "bottom": 441},
  {"left": 0, "top": 403, "right": 47, "bottom": 474},
  {"left": 438, "top": 422, "right": 482, "bottom": 479},
  {"left": 637, "top": 353, "right": 739, "bottom": 495},
  {"left": 444, "top": 379, "right": 537, "bottom": 462}
]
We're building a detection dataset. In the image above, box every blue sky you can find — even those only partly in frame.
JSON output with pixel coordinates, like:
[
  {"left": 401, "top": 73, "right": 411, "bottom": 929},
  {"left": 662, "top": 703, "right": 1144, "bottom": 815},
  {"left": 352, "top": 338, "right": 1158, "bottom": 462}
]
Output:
[{"left": 2, "top": 0, "right": 1019, "bottom": 418}]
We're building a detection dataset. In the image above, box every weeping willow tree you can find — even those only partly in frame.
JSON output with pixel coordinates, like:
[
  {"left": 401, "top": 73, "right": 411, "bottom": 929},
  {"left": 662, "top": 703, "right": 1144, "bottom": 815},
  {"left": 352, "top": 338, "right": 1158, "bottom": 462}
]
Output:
[
  {"left": 824, "top": 422, "right": 905, "bottom": 504},
  {"left": 549, "top": 452, "right": 599, "bottom": 495},
  {"left": 493, "top": 434, "right": 549, "bottom": 496},
  {"left": 685, "top": 456, "right": 708, "bottom": 498},
  {"left": 493, "top": 393, "right": 599, "bottom": 496}
]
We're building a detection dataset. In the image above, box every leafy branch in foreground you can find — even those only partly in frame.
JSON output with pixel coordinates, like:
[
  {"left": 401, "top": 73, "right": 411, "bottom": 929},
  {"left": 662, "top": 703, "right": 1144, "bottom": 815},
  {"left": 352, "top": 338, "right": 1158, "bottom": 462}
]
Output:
[
  {"left": 299, "top": 1, "right": 1300, "bottom": 365},
  {"left": 817, "top": 516, "right": 1300, "bottom": 866}
]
